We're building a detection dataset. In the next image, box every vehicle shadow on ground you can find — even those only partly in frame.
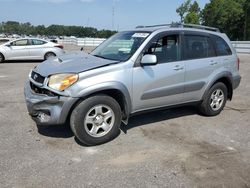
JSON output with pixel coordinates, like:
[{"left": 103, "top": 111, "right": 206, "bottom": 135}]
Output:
[
  {"left": 121, "top": 106, "right": 198, "bottom": 134},
  {"left": 36, "top": 106, "right": 198, "bottom": 139},
  {"left": 37, "top": 122, "right": 74, "bottom": 138},
  {"left": 3, "top": 60, "right": 42, "bottom": 63}
]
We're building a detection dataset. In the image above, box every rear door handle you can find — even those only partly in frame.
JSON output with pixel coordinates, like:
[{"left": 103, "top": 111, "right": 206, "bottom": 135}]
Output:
[
  {"left": 173, "top": 65, "right": 184, "bottom": 71},
  {"left": 210, "top": 62, "right": 218, "bottom": 66}
]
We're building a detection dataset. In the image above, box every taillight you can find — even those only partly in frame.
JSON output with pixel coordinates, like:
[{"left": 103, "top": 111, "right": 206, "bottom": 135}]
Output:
[
  {"left": 237, "top": 57, "right": 240, "bottom": 70},
  {"left": 55, "top": 44, "right": 64, "bottom": 49}
]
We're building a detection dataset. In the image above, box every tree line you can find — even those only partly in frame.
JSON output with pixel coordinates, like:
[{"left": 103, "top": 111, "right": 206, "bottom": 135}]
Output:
[
  {"left": 1, "top": 0, "right": 250, "bottom": 41},
  {"left": 0, "top": 21, "right": 116, "bottom": 38},
  {"left": 176, "top": 0, "right": 250, "bottom": 40}
]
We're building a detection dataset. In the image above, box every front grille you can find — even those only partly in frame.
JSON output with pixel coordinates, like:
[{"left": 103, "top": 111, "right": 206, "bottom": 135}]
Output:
[
  {"left": 30, "top": 82, "right": 57, "bottom": 96},
  {"left": 31, "top": 71, "right": 45, "bottom": 84}
]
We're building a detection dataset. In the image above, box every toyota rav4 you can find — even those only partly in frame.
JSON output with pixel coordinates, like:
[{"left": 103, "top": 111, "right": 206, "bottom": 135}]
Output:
[{"left": 24, "top": 24, "right": 241, "bottom": 146}]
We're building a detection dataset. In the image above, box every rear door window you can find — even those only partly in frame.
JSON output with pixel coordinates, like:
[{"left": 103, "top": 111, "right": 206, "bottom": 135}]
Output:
[
  {"left": 212, "top": 35, "right": 232, "bottom": 56},
  {"left": 183, "top": 35, "right": 216, "bottom": 60},
  {"left": 32, "top": 39, "right": 47, "bottom": 45}
]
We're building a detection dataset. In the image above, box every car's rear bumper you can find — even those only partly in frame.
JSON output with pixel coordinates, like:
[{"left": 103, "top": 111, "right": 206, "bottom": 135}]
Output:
[
  {"left": 233, "top": 75, "right": 241, "bottom": 90},
  {"left": 24, "top": 82, "right": 78, "bottom": 126}
]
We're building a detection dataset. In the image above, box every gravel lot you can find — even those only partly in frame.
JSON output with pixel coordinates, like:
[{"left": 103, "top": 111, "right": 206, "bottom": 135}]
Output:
[{"left": 0, "top": 49, "right": 250, "bottom": 188}]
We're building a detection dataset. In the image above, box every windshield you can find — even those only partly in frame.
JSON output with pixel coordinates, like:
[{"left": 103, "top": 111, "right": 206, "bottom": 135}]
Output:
[{"left": 91, "top": 31, "right": 150, "bottom": 61}]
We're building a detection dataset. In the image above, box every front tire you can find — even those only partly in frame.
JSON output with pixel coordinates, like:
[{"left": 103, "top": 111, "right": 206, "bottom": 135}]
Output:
[
  {"left": 0, "top": 53, "right": 4, "bottom": 63},
  {"left": 199, "top": 82, "right": 228, "bottom": 116},
  {"left": 70, "top": 95, "right": 122, "bottom": 146}
]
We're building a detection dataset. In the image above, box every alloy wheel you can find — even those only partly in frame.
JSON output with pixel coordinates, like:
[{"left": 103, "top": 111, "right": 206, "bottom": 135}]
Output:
[
  {"left": 84, "top": 105, "right": 115, "bottom": 138},
  {"left": 210, "top": 89, "right": 225, "bottom": 111}
]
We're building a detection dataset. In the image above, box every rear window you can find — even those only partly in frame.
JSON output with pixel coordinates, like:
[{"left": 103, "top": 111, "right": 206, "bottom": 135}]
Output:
[
  {"left": 212, "top": 35, "right": 232, "bottom": 56},
  {"left": 183, "top": 35, "right": 216, "bottom": 60},
  {"left": 32, "top": 39, "right": 47, "bottom": 45}
]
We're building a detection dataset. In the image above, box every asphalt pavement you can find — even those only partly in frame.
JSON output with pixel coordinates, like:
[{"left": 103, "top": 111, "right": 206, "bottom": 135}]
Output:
[{"left": 0, "top": 53, "right": 250, "bottom": 188}]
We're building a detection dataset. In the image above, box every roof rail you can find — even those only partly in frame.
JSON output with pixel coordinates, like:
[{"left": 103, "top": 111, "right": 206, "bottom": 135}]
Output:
[
  {"left": 181, "top": 24, "right": 220, "bottom": 32},
  {"left": 136, "top": 23, "right": 220, "bottom": 32},
  {"left": 136, "top": 24, "right": 172, "bottom": 29}
]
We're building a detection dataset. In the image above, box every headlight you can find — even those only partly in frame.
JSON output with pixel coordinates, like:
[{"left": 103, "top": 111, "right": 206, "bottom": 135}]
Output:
[{"left": 48, "top": 74, "right": 78, "bottom": 91}]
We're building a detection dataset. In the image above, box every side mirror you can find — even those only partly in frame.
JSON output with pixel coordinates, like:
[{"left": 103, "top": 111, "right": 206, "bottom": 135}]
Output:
[
  {"left": 141, "top": 54, "right": 157, "bottom": 66},
  {"left": 5, "top": 44, "right": 11, "bottom": 47}
]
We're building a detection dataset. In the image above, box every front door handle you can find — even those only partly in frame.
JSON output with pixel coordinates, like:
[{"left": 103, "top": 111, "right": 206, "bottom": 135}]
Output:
[{"left": 173, "top": 65, "right": 184, "bottom": 71}]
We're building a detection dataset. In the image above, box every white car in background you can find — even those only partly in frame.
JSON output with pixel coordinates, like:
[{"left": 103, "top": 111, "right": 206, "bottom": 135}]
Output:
[{"left": 0, "top": 38, "right": 64, "bottom": 63}]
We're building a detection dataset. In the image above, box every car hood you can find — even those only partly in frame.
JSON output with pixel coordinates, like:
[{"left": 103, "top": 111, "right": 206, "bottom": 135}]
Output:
[{"left": 33, "top": 52, "right": 118, "bottom": 77}]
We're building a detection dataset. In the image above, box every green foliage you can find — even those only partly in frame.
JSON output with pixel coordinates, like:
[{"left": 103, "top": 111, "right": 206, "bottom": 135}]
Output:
[
  {"left": 176, "top": 0, "right": 201, "bottom": 24},
  {"left": 184, "top": 1, "right": 201, "bottom": 24},
  {"left": 243, "top": 0, "right": 250, "bottom": 40},
  {"left": 184, "top": 12, "right": 200, "bottom": 24},
  {"left": 202, "top": 0, "right": 245, "bottom": 40},
  {"left": 176, "top": 0, "right": 191, "bottom": 23},
  {"left": 189, "top": 1, "right": 200, "bottom": 13},
  {"left": 0, "top": 21, "right": 116, "bottom": 38},
  {"left": 176, "top": 0, "right": 250, "bottom": 40}
]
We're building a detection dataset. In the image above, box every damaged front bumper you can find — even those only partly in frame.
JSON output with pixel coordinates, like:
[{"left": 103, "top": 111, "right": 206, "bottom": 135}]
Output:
[{"left": 24, "top": 81, "right": 78, "bottom": 126}]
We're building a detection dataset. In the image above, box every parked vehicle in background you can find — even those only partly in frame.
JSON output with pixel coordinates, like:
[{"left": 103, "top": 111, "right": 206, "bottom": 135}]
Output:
[
  {"left": 24, "top": 24, "right": 241, "bottom": 146},
  {"left": 0, "top": 33, "right": 7, "bottom": 38},
  {"left": 0, "top": 38, "right": 10, "bottom": 45},
  {"left": 0, "top": 38, "right": 64, "bottom": 63},
  {"left": 12, "top": 34, "right": 21, "bottom": 38}
]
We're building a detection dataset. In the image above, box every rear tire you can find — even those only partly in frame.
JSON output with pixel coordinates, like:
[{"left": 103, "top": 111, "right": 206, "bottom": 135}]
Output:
[
  {"left": 44, "top": 52, "right": 56, "bottom": 60},
  {"left": 199, "top": 82, "right": 228, "bottom": 116},
  {"left": 70, "top": 95, "right": 122, "bottom": 146},
  {"left": 0, "top": 53, "right": 4, "bottom": 63}
]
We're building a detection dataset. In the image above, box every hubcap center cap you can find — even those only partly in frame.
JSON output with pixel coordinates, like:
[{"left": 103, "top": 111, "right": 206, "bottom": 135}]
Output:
[{"left": 94, "top": 115, "right": 104, "bottom": 125}]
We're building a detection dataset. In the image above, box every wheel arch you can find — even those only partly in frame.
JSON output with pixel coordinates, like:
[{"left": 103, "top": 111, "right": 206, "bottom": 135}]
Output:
[
  {"left": 44, "top": 51, "right": 56, "bottom": 60},
  {"left": 203, "top": 72, "right": 233, "bottom": 101},
  {"left": 67, "top": 82, "right": 132, "bottom": 124},
  {"left": 0, "top": 52, "right": 5, "bottom": 62}
]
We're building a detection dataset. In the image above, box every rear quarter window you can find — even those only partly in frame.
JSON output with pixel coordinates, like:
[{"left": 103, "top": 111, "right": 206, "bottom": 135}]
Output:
[{"left": 212, "top": 35, "right": 232, "bottom": 56}]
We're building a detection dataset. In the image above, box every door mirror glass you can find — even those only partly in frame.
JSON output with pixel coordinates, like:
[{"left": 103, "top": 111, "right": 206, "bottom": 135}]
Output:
[{"left": 141, "top": 54, "right": 157, "bottom": 66}]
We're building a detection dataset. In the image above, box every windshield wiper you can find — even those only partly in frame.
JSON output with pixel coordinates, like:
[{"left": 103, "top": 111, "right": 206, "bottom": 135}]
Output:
[
  {"left": 92, "top": 54, "right": 117, "bottom": 61},
  {"left": 93, "top": 54, "right": 109, "bottom": 60}
]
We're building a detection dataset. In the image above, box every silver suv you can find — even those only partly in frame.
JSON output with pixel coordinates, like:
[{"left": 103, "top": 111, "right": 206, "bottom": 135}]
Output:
[{"left": 24, "top": 24, "right": 241, "bottom": 146}]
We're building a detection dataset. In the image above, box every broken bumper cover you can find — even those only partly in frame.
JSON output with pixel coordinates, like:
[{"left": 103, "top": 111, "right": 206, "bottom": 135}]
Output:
[{"left": 24, "top": 82, "right": 78, "bottom": 125}]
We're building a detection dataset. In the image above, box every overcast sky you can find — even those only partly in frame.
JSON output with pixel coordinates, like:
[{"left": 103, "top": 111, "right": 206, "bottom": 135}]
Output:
[{"left": 0, "top": 0, "right": 209, "bottom": 30}]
